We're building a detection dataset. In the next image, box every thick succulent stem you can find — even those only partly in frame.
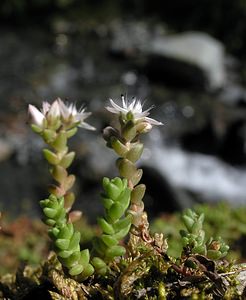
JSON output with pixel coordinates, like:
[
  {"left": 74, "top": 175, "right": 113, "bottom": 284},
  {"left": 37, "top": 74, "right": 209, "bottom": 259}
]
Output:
[
  {"left": 91, "top": 177, "right": 132, "bottom": 275},
  {"left": 104, "top": 121, "right": 150, "bottom": 239},
  {"left": 40, "top": 194, "right": 94, "bottom": 279},
  {"left": 42, "top": 128, "right": 77, "bottom": 211}
]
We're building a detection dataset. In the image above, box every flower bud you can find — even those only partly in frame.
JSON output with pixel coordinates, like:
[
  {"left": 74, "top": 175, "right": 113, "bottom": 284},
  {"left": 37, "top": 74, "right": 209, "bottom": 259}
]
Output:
[
  {"left": 28, "top": 104, "right": 45, "bottom": 127},
  {"left": 135, "top": 122, "right": 152, "bottom": 134}
]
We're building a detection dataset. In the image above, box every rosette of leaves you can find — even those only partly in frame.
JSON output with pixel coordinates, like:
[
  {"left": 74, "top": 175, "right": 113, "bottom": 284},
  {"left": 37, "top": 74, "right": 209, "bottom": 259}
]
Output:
[
  {"left": 40, "top": 194, "right": 94, "bottom": 278},
  {"left": 180, "top": 209, "right": 229, "bottom": 259},
  {"left": 91, "top": 177, "right": 132, "bottom": 274}
]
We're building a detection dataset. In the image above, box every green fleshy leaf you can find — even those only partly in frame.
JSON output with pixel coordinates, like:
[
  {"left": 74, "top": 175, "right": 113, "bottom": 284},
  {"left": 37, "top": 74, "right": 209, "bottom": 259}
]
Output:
[
  {"left": 105, "top": 245, "right": 126, "bottom": 259},
  {"left": 57, "top": 223, "right": 74, "bottom": 239},
  {"left": 69, "top": 264, "right": 84, "bottom": 276},
  {"left": 102, "top": 197, "right": 114, "bottom": 210},
  {"left": 191, "top": 221, "right": 203, "bottom": 234},
  {"left": 117, "top": 188, "right": 131, "bottom": 209},
  {"left": 131, "top": 184, "right": 146, "bottom": 204},
  {"left": 61, "top": 251, "right": 81, "bottom": 268},
  {"left": 111, "top": 137, "right": 128, "bottom": 157},
  {"left": 126, "top": 143, "right": 144, "bottom": 163},
  {"left": 113, "top": 223, "right": 131, "bottom": 240},
  {"left": 43, "top": 207, "right": 57, "bottom": 219},
  {"left": 113, "top": 215, "right": 132, "bottom": 231},
  {"left": 51, "top": 165, "right": 67, "bottom": 183},
  {"left": 43, "top": 129, "right": 56, "bottom": 143},
  {"left": 117, "top": 158, "right": 137, "bottom": 180},
  {"left": 59, "top": 151, "right": 76, "bottom": 168},
  {"left": 79, "top": 249, "right": 90, "bottom": 266},
  {"left": 63, "top": 174, "right": 76, "bottom": 191},
  {"left": 207, "top": 250, "right": 223, "bottom": 260},
  {"left": 80, "top": 264, "right": 95, "bottom": 279},
  {"left": 193, "top": 245, "right": 206, "bottom": 255},
  {"left": 98, "top": 218, "right": 115, "bottom": 235},
  {"left": 91, "top": 257, "right": 107, "bottom": 270},
  {"left": 131, "top": 169, "right": 143, "bottom": 186},
  {"left": 66, "top": 127, "right": 78, "bottom": 138},
  {"left": 31, "top": 124, "right": 43, "bottom": 133},
  {"left": 112, "top": 177, "right": 124, "bottom": 189},
  {"left": 182, "top": 215, "right": 194, "bottom": 232},
  {"left": 101, "top": 234, "right": 118, "bottom": 247},
  {"left": 108, "top": 202, "right": 124, "bottom": 222},
  {"left": 55, "top": 238, "right": 70, "bottom": 250},
  {"left": 68, "top": 231, "right": 81, "bottom": 251},
  {"left": 45, "top": 219, "right": 56, "bottom": 226},
  {"left": 43, "top": 149, "right": 60, "bottom": 165},
  {"left": 106, "top": 181, "right": 121, "bottom": 200},
  {"left": 64, "top": 192, "right": 75, "bottom": 210},
  {"left": 92, "top": 238, "right": 107, "bottom": 256},
  {"left": 220, "top": 244, "right": 229, "bottom": 253},
  {"left": 52, "top": 131, "right": 67, "bottom": 151},
  {"left": 49, "top": 227, "right": 60, "bottom": 238},
  {"left": 58, "top": 249, "right": 73, "bottom": 258},
  {"left": 122, "top": 121, "right": 136, "bottom": 141},
  {"left": 102, "top": 177, "right": 110, "bottom": 189}
]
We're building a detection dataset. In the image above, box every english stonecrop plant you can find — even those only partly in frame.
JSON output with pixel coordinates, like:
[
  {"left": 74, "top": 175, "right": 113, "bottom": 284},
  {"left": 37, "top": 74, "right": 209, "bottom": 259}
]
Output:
[{"left": 28, "top": 96, "right": 230, "bottom": 282}]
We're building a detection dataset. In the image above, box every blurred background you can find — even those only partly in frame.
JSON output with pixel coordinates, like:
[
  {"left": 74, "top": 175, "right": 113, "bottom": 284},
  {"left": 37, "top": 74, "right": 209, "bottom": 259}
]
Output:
[{"left": 1, "top": 0, "right": 246, "bottom": 221}]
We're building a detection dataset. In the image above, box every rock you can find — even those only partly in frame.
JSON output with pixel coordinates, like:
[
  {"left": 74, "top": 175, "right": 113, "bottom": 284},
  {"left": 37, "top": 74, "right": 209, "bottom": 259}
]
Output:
[
  {"left": 235, "top": 264, "right": 246, "bottom": 297},
  {"left": 110, "top": 23, "right": 226, "bottom": 90},
  {"left": 145, "top": 32, "right": 226, "bottom": 90}
]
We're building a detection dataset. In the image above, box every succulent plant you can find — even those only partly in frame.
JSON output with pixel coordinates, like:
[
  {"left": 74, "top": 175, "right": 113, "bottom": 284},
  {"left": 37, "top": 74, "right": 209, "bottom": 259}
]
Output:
[
  {"left": 91, "top": 177, "right": 132, "bottom": 274},
  {"left": 180, "top": 209, "right": 229, "bottom": 260}
]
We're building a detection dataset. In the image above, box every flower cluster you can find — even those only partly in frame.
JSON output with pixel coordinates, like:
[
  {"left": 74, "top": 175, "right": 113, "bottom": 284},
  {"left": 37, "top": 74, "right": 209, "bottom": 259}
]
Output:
[
  {"left": 28, "top": 98, "right": 95, "bottom": 131},
  {"left": 106, "top": 95, "right": 162, "bottom": 131}
]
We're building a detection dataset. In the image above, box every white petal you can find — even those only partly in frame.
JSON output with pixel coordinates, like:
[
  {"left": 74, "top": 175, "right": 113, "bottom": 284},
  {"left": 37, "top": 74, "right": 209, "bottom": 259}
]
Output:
[
  {"left": 41, "top": 101, "right": 51, "bottom": 115},
  {"left": 48, "top": 100, "right": 60, "bottom": 118},
  {"left": 105, "top": 106, "right": 118, "bottom": 114},
  {"left": 58, "top": 99, "right": 70, "bottom": 119},
  {"left": 134, "top": 100, "right": 143, "bottom": 113},
  {"left": 106, "top": 99, "right": 127, "bottom": 114},
  {"left": 145, "top": 117, "right": 163, "bottom": 125},
  {"left": 28, "top": 104, "right": 45, "bottom": 127},
  {"left": 79, "top": 122, "right": 96, "bottom": 130},
  {"left": 129, "top": 98, "right": 137, "bottom": 111},
  {"left": 122, "top": 95, "right": 127, "bottom": 109},
  {"left": 109, "top": 99, "right": 125, "bottom": 111}
]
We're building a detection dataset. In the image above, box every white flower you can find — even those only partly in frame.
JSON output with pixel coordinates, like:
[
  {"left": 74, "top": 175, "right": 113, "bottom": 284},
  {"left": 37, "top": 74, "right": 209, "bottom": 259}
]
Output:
[
  {"left": 58, "top": 98, "right": 95, "bottom": 130},
  {"left": 28, "top": 100, "right": 61, "bottom": 127},
  {"left": 106, "top": 95, "right": 163, "bottom": 126},
  {"left": 28, "top": 99, "right": 95, "bottom": 130},
  {"left": 28, "top": 104, "right": 45, "bottom": 127}
]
